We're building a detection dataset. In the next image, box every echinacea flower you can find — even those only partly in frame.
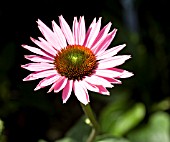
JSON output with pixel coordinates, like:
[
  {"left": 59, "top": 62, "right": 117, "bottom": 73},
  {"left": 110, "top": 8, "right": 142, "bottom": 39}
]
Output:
[{"left": 21, "top": 15, "right": 133, "bottom": 105}]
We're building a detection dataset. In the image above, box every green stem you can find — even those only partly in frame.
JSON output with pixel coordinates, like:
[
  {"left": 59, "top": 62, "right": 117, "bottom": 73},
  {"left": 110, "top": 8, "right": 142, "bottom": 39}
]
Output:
[{"left": 80, "top": 103, "right": 100, "bottom": 142}]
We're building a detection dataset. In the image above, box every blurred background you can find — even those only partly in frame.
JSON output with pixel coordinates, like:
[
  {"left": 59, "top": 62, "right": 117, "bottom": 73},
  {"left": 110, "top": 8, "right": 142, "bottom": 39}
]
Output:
[{"left": 0, "top": 0, "right": 169, "bottom": 142}]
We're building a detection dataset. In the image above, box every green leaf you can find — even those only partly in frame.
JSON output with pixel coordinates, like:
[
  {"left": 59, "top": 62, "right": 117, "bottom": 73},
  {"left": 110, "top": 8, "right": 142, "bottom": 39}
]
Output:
[
  {"left": 0, "top": 119, "right": 4, "bottom": 135},
  {"left": 57, "top": 116, "right": 91, "bottom": 142},
  {"left": 110, "top": 103, "right": 145, "bottom": 136},
  {"left": 127, "top": 111, "right": 170, "bottom": 142},
  {"left": 96, "top": 135, "right": 130, "bottom": 142},
  {"left": 55, "top": 137, "right": 76, "bottom": 142},
  {"left": 99, "top": 102, "right": 145, "bottom": 137}
]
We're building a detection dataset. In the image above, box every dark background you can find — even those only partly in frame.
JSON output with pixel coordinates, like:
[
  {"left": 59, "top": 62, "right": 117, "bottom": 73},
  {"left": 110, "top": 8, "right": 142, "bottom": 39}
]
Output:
[{"left": 0, "top": 0, "right": 169, "bottom": 142}]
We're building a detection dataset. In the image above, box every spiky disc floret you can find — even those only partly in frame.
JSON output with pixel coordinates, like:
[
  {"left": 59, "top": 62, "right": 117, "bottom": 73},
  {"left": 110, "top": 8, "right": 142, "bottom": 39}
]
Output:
[{"left": 54, "top": 45, "right": 97, "bottom": 80}]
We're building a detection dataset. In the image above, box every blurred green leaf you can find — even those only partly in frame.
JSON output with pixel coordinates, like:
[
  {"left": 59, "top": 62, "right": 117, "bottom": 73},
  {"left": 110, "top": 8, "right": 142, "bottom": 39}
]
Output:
[
  {"left": 38, "top": 139, "right": 48, "bottom": 142},
  {"left": 96, "top": 135, "right": 130, "bottom": 142},
  {"left": 0, "top": 118, "right": 6, "bottom": 142},
  {"left": 110, "top": 103, "right": 145, "bottom": 136},
  {"left": 55, "top": 137, "right": 76, "bottom": 142},
  {"left": 99, "top": 102, "right": 145, "bottom": 137},
  {"left": 0, "top": 119, "right": 4, "bottom": 135},
  {"left": 96, "top": 138, "right": 129, "bottom": 142},
  {"left": 127, "top": 111, "right": 170, "bottom": 142},
  {"left": 57, "top": 116, "right": 91, "bottom": 142}
]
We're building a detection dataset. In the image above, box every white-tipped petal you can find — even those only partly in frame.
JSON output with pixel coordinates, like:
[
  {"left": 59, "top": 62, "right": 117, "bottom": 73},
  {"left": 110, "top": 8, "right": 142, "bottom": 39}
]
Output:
[
  {"left": 98, "top": 55, "right": 131, "bottom": 69},
  {"left": 97, "top": 44, "right": 126, "bottom": 60},
  {"left": 52, "top": 20, "right": 67, "bottom": 48},
  {"left": 59, "top": 15, "right": 74, "bottom": 45},
  {"left": 73, "top": 80, "right": 89, "bottom": 105},
  {"left": 21, "top": 63, "right": 54, "bottom": 71},
  {"left": 23, "top": 70, "right": 57, "bottom": 81}
]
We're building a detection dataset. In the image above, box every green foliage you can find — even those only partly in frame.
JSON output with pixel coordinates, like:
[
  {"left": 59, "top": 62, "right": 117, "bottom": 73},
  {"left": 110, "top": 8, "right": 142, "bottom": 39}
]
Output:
[
  {"left": 99, "top": 94, "right": 145, "bottom": 137},
  {"left": 56, "top": 116, "right": 91, "bottom": 142},
  {"left": 127, "top": 111, "right": 170, "bottom": 142}
]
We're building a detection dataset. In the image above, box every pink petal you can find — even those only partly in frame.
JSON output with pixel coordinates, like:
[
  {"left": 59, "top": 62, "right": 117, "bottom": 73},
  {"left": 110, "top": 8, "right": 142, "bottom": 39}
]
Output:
[
  {"left": 84, "top": 75, "right": 113, "bottom": 88},
  {"left": 78, "top": 16, "right": 86, "bottom": 45},
  {"left": 109, "top": 68, "right": 134, "bottom": 78},
  {"left": 30, "top": 37, "right": 57, "bottom": 56},
  {"left": 37, "top": 19, "right": 62, "bottom": 50},
  {"left": 107, "top": 68, "right": 133, "bottom": 78},
  {"left": 47, "top": 76, "right": 62, "bottom": 93},
  {"left": 22, "top": 44, "right": 53, "bottom": 59},
  {"left": 97, "top": 55, "right": 131, "bottom": 69},
  {"left": 93, "top": 29, "right": 117, "bottom": 55},
  {"left": 24, "top": 55, "right": 53, "bottom": 63},
  {"left": 59, "top": 15, "right": 74, "bottom": 45},
  {"left": 34, "top": 75, "right": 59, "bottom": 91},
  {"left": 72, "top": 17, "right": 79, "bottom": 45},
  {"left": 23, "top": 70, "right": 57, "bottom": 81},
  {"left": 51, "top": 77, "right": 68, "bottom": 93},
  {"left": 96, "top": 85, "right": 110, "bottom": 95},
  {"left": 52, "top": 20, "right": 67, "bottom": 48},
  {"left": 91, "top": 22, "right": 112, "bottom": 50},
  {"left": 83, "top": 17, "right": 101, "bottom": 48},
  {"left": 102, "top": 77, "right": 122, "bottom": 84},
  {"left": 81, "top": 81, "right": 99, "bottom": 92},
  {"left": 73, "top": 80, "right": 89, "bottom": 105},
  {"left": 118, "top": 70, "right": 134, "bottom": 78},
  {"left": 96, "top": 44, "right": 126, "bottom": 60},
  {"left": 21, "top": 63, "right": 54, "bottom": 71},
  {"left": 62, "top": 80, "right": 73, "bottom": 103},
  {"left": 94, "top": 69, "right": 122, "bottom": 78}
]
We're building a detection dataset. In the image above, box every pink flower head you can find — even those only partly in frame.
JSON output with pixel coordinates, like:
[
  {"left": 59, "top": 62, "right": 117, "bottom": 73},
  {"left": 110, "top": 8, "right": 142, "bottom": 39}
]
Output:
[{"left": 21, "top": 15, "right": 133, "bottom": 105}]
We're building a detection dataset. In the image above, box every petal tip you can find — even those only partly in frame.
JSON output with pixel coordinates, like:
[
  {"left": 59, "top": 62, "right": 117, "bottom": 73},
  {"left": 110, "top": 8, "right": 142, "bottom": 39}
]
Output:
[
  {"left": 34, "top": 86, "right": 40, "bottom": 91},
  {"left": 21, "top": 44, "right": 26, "bottom": 47}
]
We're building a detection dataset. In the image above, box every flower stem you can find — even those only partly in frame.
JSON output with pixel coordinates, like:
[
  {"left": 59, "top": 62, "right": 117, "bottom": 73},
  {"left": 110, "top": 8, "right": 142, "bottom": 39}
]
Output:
[{"left": 80, "top": 103, "right": 100, "bottom": 142}]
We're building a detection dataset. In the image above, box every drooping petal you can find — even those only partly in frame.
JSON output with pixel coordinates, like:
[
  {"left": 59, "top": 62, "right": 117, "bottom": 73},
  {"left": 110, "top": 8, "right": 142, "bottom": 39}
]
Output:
[
  {"left": 37, "top": 19, "right": 62, "bottom": 50},
  {"left": 21, "top": 63, "right": 54, "bottom": 71},
  {"left": 83, "top": 80, "right": 110, "bottom": 95},
  {"left": 78, "top": 16, "right": 86, "bottom": 45},
  {"left": 59, "top": 15, "right": 74, "bottom": 45},
  {"left": 81, "top": 81, "right": 99, "bottom": 92},
  {"left": 96, "top": 85, "right": 110, "bottom": 95},
  {"left": 52, "top": 20, "right": 67, "bottom": 48},
  {"left": 24, "top": 55, "right": 53, "bottom": 63},
  {"left": 53, "top": 77, "right": 68, "bottom": 93},
  {"left": 34, "top": 75, "right": 59, "bottom": 91},
  {"left": 73, "top": 80, "right": 89, "bottom": 105},
  {"left": 96, "top": 44, "right": 126, "bottom": 60},
  {"left": 62, "top": 80, "right": 73, "bottom": 103},
  {"left": 23, "top": 70, "right": 57, "bottom": 81},
  {"left": 84, "top": 75, "right": 113, "bottom": 88},
  {"left": 83, "top": 17, "right": 101, "bottom": 48},
  {"left": 30, "top": 37, "right": 57, "bottom": 56},
  {"left": 47, "top": 76, "right": 63, "bottom": 93},
  {"left": 22, "top": 44, "right": 53, "bottom": 59},
  {"left": 97, "top": 55, "right": 131, "bottom": 69}
]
